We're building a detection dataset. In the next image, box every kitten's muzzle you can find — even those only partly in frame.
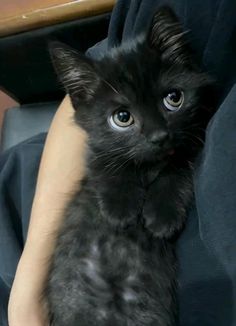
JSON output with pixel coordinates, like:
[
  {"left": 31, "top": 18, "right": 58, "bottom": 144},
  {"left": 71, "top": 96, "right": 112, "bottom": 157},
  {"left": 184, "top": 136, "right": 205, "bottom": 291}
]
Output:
[
  {"left": 144, "top": 136, "right": 173, "bottom": 162},
  {"left": 148, "top": 130, "right": 169, "bottom": 146}
]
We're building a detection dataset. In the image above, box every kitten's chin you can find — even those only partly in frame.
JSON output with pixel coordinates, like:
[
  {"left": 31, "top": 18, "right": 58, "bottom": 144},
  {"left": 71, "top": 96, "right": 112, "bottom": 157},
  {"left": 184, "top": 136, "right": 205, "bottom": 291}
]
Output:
[{"left": 135, "top": 149, "right": 175, "bottom": 165}]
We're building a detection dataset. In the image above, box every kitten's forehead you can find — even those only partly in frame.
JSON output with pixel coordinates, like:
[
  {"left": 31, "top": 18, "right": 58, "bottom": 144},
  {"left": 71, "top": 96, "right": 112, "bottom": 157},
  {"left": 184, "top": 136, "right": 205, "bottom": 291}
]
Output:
[
  {"left": 99, "top": 43, "right": 162, "bottom": 91},
  {"left": 98, "top": 41, "right": 203, "bottom": 103}
]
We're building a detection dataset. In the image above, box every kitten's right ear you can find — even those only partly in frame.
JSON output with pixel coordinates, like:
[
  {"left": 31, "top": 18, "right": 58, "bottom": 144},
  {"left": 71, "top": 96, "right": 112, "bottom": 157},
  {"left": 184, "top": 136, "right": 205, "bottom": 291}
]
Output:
[{"left": 49, "top": 41, "right": 100, "bottom": 105}]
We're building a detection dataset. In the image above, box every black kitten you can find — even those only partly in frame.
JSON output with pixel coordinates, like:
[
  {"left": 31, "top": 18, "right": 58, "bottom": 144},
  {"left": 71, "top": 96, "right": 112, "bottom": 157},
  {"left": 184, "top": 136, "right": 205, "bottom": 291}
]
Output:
[{"left": 45, "top": 7, "right": 217, "bottom": 326}]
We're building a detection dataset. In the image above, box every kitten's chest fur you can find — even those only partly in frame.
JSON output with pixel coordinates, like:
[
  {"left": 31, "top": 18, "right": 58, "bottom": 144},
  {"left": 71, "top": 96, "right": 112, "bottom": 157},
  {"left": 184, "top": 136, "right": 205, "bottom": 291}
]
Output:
[
  {"left": 46, "top": 164, "right": 177, "bottom": 326},
  {"left": 90, "top": 160, "right": 165, "bottom": 226}
]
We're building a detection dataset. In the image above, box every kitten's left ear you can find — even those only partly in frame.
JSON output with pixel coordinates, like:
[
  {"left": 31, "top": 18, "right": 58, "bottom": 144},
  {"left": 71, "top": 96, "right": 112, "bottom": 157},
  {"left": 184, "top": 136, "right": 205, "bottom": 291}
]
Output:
[
  {"left": 149, "top": 7, "right": 191, "bottom": 63},
  {"left": 49, "top": 41, "right": 100, "bottom": 106}
]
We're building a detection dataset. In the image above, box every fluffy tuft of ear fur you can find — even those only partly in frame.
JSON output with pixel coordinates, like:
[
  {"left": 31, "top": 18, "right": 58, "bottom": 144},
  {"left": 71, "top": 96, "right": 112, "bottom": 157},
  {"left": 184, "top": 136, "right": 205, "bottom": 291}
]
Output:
[
  {"left": 149, "top": 7, "right": 191, "bottom": 63},
  {"left": 49, "top": 41, "right": 100, "bottom": 106}
]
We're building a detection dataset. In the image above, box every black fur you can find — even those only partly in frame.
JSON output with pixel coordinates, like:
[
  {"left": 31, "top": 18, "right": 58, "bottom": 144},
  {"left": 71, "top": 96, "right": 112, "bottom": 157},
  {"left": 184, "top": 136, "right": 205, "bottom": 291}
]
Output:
[{"left": 45, "top": 7, "right": 217, "bottom": 326}]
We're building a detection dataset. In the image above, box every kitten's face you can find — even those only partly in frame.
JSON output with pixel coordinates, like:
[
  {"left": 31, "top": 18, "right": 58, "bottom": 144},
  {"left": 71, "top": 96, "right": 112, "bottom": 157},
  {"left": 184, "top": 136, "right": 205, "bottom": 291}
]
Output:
[{"left": 51, "top": 7, "right": 216, "bottom": 167}]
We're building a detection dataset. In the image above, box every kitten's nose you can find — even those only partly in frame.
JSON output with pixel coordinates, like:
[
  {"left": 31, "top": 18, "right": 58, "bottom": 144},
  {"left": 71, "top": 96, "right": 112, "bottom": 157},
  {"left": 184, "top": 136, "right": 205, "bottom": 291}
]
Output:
[{"left": 149, "top": 130, "right": 168, "bottom": 145}]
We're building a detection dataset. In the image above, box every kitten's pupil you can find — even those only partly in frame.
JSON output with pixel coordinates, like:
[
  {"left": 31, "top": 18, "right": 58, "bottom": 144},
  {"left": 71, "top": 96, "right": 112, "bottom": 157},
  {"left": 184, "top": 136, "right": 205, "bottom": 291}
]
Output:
[
  {"left": 168, "top": 91, "right": 181, "bottom": 103},
  {"left": 117, "top": 111, "right": 130, "bottom": 123}
]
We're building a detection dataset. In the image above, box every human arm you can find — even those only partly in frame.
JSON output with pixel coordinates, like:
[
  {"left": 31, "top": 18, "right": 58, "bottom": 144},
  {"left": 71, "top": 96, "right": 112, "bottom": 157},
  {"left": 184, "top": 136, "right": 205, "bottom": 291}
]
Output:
[{"left": 8, "top": 95, "right": 87, "bottom": 325}]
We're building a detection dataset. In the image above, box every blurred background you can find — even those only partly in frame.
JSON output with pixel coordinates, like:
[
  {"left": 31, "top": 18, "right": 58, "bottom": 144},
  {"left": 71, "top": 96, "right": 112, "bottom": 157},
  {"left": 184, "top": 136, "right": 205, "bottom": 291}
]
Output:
[{"left": 0, "top": 0, "right": 114, "bottom": 148}]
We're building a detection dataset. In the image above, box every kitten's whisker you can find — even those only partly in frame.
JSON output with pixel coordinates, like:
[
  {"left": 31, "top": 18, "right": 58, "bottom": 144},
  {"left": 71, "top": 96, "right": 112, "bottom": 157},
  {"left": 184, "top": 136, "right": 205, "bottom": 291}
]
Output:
[
  {"left": 90, "top": 145, "right": 134, "bottom": 167},
  {"left": 102, "top": 79, "right": 120, "bottom": 95},
  {"left": 192, "top": 135, "right": 205, "bottom": 146},
  {"left": 116, "top": 150, "right": 137, "bottom": 172},
  {"left": 110, "top": 156, "right": 133, "bottom": 175},
  {"left": 179, "top": 132, "right": 205, "bottom": 147},
  {"left": 90, "top": 147, "right": 129, "bottom": 163},
  {"left": 181, "top": 124, "right": 206, "bottom": 133},
  {"left": 104, "top": 149, "right": 136, "bottom": 175}
]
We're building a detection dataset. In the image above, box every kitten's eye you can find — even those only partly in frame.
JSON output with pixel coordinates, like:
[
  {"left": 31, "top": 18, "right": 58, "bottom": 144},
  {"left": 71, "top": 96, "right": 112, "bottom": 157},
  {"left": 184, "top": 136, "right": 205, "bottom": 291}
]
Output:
[
  {"left": 163, "top": 89, "right": 184, "bottom": 111},
  {"left": 110, "top": 110, "right": 134, "bottom": 130}
]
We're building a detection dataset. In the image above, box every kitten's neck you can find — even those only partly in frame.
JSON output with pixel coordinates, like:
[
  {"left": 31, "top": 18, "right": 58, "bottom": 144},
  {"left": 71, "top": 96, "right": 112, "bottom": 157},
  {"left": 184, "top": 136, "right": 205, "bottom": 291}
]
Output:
[{"left": 88, "top": 151, "right": 166, "bottom": 188}]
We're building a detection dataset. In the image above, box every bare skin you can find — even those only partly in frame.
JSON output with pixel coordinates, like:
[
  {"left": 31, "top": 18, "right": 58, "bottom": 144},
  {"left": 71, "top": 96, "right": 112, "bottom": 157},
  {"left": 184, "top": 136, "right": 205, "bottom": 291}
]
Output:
[{"left": 8, "top": 96, "right": 87, "bottom": 326}]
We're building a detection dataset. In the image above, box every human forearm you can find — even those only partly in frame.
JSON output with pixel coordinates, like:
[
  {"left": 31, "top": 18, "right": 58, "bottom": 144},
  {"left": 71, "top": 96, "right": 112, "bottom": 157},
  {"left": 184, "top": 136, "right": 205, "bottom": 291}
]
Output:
[{"left": 8, "top": 95, "right": 87, "bottom": 325}]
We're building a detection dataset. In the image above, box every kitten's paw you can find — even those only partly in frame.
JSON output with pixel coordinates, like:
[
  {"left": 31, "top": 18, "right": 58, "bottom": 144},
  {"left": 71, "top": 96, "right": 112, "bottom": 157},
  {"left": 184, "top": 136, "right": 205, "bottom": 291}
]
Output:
[
  {"left": 145, "top": 214, "right": 178, "bottom": 238},
  {"left": 143, "top": 203, "right": 184, "bottom": 239}
]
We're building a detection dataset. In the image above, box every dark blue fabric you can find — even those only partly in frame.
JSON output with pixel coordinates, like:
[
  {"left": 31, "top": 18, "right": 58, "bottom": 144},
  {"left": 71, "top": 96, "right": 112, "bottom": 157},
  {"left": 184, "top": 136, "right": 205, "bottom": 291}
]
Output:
[
  {"left": 177, "top": 86, "right": 236, "bottom": 325},
  {"left": 0, "top": 134, "right": 46, "bottom": 325},
  {"left": 1, "top": 1, "right": 236, "bottom": 325}
]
